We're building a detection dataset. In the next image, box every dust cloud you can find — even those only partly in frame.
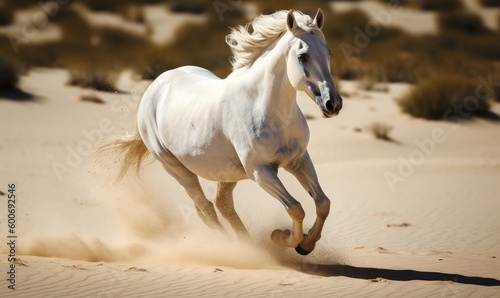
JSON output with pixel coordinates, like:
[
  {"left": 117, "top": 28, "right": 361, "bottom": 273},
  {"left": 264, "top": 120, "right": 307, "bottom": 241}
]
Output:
[{"left": 14, "top": 153, "right": 345, "bottom": 269}]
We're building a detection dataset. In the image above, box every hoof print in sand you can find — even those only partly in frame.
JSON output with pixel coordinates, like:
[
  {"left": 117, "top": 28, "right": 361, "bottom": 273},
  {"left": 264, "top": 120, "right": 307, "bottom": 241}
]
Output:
[
  {"left": 126, "top": 267, "right": 148, "bottom": 272},
  {"left": 386, "top": 223, "right": 411, "bottom": 228}
]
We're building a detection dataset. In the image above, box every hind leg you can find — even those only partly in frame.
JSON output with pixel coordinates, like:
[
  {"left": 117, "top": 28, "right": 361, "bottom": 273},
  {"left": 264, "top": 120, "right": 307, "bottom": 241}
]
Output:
[
  {"left": 215, "top": 182, "right": 249, "bottom": 236},
  {"left": 157, "top": 152, "right": 224, "bottom": 231}
]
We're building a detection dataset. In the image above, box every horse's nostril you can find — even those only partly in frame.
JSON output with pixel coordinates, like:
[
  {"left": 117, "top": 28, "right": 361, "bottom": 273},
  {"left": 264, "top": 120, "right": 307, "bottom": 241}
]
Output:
[{"left": 325, "top": 100, "right": 334, "bottom": 112}]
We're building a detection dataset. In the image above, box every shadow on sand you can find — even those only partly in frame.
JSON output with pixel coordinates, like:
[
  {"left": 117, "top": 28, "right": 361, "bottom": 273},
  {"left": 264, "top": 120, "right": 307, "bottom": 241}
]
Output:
[
  {"left": 477, "top": 110, "right": 500, "bottom": 122},
  {"left": 293, "top": 263, "right": 500, "bottom": 287},
  {"left": 0, "top": 89, "right": 36, "bottom": 101}
]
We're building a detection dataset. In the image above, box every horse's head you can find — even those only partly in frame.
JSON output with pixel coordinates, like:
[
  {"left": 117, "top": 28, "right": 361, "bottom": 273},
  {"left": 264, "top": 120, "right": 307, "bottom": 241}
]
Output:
[{"left": 285, "top": 9, "right": 342, "bottom": 118}]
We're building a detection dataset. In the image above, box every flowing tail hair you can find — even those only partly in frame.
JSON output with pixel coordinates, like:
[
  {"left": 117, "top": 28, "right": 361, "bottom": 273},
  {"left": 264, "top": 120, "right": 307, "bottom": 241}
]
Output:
[{"left": 98, "top": 128, "right": 151, "bottom": 181}]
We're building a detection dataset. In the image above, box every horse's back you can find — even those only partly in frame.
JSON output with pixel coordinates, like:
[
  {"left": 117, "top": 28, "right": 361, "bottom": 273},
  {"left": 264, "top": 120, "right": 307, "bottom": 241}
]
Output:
[
  {"left": 137, "top": 66, "right": 247, "bottom": 181},
  {"left": 152, "top": 66, "right": 221, "bottom": 88},
  {"left": 173, "top": 65, "right": 221, "bottom": 79},
  {"left": 138, "top": 65, "right": 223, "bottom": 146}
]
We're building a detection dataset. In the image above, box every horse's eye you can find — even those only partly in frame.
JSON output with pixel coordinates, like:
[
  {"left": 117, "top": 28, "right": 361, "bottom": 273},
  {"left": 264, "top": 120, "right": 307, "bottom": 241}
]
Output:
[{"left": 298, "top": 54, "right": 308, "bottom": 63}]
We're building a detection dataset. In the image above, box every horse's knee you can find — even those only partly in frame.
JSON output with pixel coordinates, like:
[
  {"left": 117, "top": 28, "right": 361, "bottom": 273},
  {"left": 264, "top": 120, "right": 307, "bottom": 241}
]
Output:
[
  {"left": 200, "top": 200, "right": 217, "bottom": 213},
  {"left": 287, "top": 203, "right": 305, "bottom": 222},
  {"left": 316, "top": 197, "right": 330, "bottom": 219}
]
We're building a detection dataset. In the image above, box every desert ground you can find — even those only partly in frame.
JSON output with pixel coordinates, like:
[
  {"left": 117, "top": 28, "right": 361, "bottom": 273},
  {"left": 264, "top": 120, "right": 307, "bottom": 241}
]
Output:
[
  {"left": 1, "top": 0, "right": 500, "bottom": 297},
  {"left": 0, "top": 68, "right": 499, "bottom": 297}
]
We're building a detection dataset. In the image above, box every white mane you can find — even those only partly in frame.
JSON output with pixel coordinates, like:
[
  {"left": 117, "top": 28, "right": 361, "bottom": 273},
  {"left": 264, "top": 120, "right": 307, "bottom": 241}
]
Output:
[{"left": 226, "top": 10, "right": 324, "bottom": 70}]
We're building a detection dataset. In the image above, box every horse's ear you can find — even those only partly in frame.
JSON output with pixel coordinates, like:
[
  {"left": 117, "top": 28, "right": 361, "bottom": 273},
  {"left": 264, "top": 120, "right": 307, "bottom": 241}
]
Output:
[
  {"left": 286, "top": 10, "right": 297, "bottom": 31},
  {"left": 313, "top": 8, "right": 324, "bottom": 29}
]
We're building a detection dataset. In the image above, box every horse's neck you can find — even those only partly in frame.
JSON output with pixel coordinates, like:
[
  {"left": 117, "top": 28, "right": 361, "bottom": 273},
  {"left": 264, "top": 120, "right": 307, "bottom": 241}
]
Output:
[{"left": 232, "top": 35, "right": 298, "bottom": 125}]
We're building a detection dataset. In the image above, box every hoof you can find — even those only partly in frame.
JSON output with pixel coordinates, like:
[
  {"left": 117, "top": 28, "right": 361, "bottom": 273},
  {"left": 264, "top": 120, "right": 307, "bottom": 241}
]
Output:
[{"left": 295, "top": 245, "right": 312, "bottom": 256}]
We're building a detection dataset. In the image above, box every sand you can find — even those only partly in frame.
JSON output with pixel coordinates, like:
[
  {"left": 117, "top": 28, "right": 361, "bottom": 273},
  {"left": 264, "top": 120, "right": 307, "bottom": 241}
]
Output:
[
  {"left": 1, "top": 1, "right": 500, "bottom": 296},
  {"left": 0, "top": 66, "right": 499, "bottom": 297}
]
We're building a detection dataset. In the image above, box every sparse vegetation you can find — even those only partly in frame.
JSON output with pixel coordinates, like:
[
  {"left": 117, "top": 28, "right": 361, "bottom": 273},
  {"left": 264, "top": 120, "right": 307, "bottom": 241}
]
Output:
[
  {"left": 398, "top": 75, "right": 491, "bottom": 120},
  {"left": 480, "top": 0, "right": 500, "bottom": 7},
  {"left": 0, "top": 4, "right": 14, "bottom": 26},
  {"left": 68, "top": 65, "right": 118, "bottom": 92},
  {"left": 327, "top": 6, "right": 500, "bottom": 83},
  {"left": 365, "top": 122, "right": 393, "bottom": 141},
  {"left": 121, "top": 5, "right": 146, "bottom": 23},
  {"left": 50, "top": 8, "right": 92, "bottom": 44},
  {"left": 80, "top": 0, "right": 165, "bottom": 12},
  {"left": 411, "top": 0, "right": 463, "bottom": 11},
  {"left": 151, "top": 4, "right": 245, "bottom": 78},
  {"left": 94, "top": 26, "right": 151, "bottom": 63},
  {"left": 80, "top": 0, "right": 121, "bottom": 12},
  {"left": 490, "top": 84, "right": 500, "bottom": 103},
  {"left": 169, "top": 0, "right": 208, "bottom": 14},
  {"left": 0, "top": 59, "right": 19, "bottom": 90},
  {"left": 0, "top": 0, "right": 498, "bottom": 95},
  {"left": 3, "top": 0, "right": 33, "bottom": 9},
  {"left": 356, "top": 73, "right": 377, "bottom": 91},
  {"left": 80, "top": 94, "right": 105, "bottom": 104},
  {"left": 81, "top": 0, "right": 131, "bottom": 12},
  {"left": 438, "top": 11, "right": 488, "bottom": 34}
]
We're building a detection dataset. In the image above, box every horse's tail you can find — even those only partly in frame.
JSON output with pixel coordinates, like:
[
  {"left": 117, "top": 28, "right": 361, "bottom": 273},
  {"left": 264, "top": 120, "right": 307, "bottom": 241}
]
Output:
[{"left": 98, "top": 128, "right": 151, "bottom": 181}]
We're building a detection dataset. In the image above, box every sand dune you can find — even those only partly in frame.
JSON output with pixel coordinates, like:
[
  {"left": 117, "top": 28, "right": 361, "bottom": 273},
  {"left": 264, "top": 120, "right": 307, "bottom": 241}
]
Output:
[{"left": 1, "top": 68, "right": 499, "bottom": 296}]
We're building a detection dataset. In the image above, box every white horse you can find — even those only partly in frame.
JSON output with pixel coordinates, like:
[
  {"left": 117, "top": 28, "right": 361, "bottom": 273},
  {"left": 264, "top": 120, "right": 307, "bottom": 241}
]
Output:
[{"left": 105, "top": 9, "right": 342, "bottom": 255}]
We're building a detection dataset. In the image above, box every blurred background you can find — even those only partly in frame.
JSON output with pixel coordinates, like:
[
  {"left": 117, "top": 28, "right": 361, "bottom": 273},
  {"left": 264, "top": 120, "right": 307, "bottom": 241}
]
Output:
[{"left": 0, "top": 0, "right": 499, "bottom": 117}]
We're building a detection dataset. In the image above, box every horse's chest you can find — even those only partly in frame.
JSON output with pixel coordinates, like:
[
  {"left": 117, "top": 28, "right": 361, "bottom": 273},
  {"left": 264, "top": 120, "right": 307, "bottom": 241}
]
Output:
[
  {"left": 274, "top": 140, "right": 305, "bottom": 164},
  {"left": 254, "top": 133, "right": 307, "bottom": 166},
  {"left": 250, "top": 118, "right": 309, "bottom": 164}
]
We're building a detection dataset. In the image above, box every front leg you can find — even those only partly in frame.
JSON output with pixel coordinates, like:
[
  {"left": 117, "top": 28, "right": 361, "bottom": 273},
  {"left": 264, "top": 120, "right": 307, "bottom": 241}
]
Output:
[
  {"left": 286, "top": 151, "right": 331, "bottom": 255},
  {"left": 249, "top": 164, "right": 305, "bottom": 248}
]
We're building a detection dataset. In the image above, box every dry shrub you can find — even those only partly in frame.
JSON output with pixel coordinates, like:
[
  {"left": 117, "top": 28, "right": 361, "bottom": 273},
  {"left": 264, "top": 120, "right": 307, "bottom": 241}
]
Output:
[
  {"left": 169, "top": 0, "right": 207, "bottom": 14},
  {"left": 0, "top": 58, "right": 19, "bottom": 90},
  {"left": 412, "top": 0, "right": 463, "bottom": 11},
  {"left": 490, "top": 82, "right": 500, "bottom": 103},
  {"left": 0, "top": 4, "right": 15, "bottom": 26},
  {"left": 256, "top": 0, "right": 328, "bottom": 16},
  {"left": 81, "top": 0, "right": 164, "bottom": 12},
  {"left": 50, "top": 7, "right": 92, "bottom": 44},
  {"left": 94, "top": 26, "right": 150, "bottom": 53},
  {"left": 68, "top": 64, "right": 118, "bottom": 92},
  {"left": 326, "top": 9, "right": 370, "bottom": 41},
  {"left": 375, "top": 52, "right": 432, "bottom": 84},
  {"left": 80, "top": 0, "right": 128, "bottom": 12},
  {"left": 480, "top": 0, "right": 500, "bottom": 7},
  {"left": 438, "top": 11, "right": 488, "bottom": 35},
  {"left": 121, "top": 5, "right": 146, "bottom": 23},
  {"left": 4, "top": 0, "right": 32, "bottom": 9},
  {"left": 365, "top": 122, "right": 393, "bottom": 141},
  {"left": 355, "top": 67, "right": 378, "bottom": 91},
  {"left": 80, "top": 94, "right": 105, "bottom": 104},
  {"left": 398, "top": 75, "right": 491, "bottom": 120},
  {"left": 152, "top": 4, "right": 246, "bottom": 78}
]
